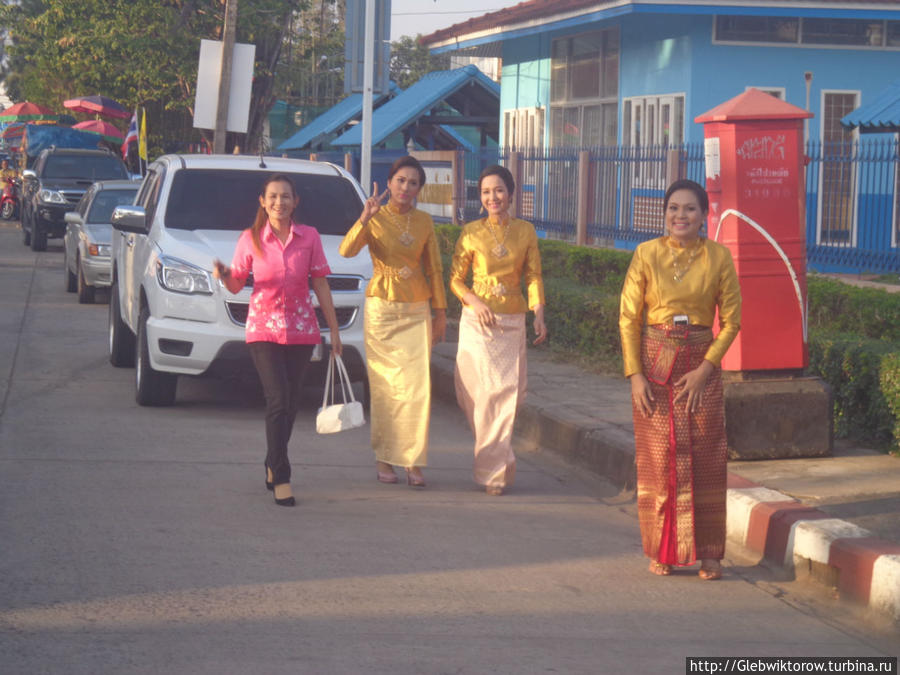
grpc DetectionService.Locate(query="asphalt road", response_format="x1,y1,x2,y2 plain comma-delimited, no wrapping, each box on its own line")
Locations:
0,223,897,674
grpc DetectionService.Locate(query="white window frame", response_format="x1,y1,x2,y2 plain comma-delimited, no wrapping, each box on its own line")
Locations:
817,89,860,247
503,107,545,150
623,93,686,189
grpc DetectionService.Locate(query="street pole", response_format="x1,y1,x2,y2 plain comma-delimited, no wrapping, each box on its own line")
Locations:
214,0,238,154
360,0,375,192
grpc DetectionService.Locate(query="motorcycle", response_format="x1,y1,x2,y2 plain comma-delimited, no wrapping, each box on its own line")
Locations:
1,177,19,221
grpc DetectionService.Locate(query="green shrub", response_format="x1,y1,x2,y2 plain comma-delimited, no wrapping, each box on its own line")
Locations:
879,352,900,454
807,331,898,447
807,276,900,342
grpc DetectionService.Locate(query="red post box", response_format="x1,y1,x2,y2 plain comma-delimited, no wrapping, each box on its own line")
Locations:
695,89,813,371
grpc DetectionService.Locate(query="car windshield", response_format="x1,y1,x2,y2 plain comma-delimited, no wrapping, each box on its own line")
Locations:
87,188,138,224
164,169,363,234
44,155,129,180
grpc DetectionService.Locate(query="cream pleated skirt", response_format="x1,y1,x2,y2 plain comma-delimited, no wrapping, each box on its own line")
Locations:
364,296,432,467
455,307,526,488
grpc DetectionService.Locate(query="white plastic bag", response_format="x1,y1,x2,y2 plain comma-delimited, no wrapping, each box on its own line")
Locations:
316,352,365,434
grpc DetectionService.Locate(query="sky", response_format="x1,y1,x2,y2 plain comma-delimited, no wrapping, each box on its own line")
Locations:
390,0,520,40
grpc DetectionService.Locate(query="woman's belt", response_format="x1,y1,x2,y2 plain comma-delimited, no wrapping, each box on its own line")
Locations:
373,260,420,280
472,278,519,299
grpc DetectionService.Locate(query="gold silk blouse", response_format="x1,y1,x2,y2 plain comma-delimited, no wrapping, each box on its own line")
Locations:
339,205,447,309
450,217,545,314
619,236,742,378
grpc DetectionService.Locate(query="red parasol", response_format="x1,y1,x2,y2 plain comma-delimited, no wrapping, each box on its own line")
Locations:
63,95,131,120
0,102,58,123
72,119,125,143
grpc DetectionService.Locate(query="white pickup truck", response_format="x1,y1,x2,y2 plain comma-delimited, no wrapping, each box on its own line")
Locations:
108,154,371,406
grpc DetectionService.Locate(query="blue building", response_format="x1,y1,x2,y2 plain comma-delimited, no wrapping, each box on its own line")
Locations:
422,0,900,271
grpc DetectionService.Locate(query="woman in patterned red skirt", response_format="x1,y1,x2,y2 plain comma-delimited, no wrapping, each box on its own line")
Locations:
619,179,741,580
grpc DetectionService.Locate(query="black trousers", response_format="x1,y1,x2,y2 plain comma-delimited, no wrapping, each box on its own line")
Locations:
248,342,314,486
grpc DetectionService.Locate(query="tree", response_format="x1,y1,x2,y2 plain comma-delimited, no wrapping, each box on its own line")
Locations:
0,0,303,155
389,35,450,90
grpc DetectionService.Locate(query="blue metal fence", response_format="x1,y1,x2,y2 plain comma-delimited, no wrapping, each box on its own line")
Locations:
325,137,898,273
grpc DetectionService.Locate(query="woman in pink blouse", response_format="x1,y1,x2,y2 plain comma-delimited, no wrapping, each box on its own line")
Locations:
213,173,342,507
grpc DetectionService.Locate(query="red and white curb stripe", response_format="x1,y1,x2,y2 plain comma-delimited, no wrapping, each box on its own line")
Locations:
727,474,900,623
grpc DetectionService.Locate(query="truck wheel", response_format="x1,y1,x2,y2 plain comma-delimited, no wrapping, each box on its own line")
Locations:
30,220,47,251
64,249,76,292
135,305,177,406
76,256,95,304
108,279,136,367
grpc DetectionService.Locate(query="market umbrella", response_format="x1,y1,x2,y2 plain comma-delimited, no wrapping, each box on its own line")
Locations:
72,119,125,143
63,95,130,120
0,101,58,123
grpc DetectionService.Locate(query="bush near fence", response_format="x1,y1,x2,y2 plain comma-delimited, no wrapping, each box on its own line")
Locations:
434,225,900,452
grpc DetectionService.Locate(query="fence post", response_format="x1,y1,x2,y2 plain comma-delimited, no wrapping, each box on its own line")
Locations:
309,153,318,163
507,150,522,219
576,150,590,246
665,148,682,186
344,153,353,175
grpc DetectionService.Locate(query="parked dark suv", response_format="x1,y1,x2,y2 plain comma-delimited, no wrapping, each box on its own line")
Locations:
21,146,130,251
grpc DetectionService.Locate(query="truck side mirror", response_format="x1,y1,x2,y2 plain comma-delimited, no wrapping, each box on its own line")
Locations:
111,204,147,233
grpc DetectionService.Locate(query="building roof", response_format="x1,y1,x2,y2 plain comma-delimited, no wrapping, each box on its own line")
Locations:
842,78,900,133
332,65,500,148
276,86,397,152
421,0,900,55
695,88,812,123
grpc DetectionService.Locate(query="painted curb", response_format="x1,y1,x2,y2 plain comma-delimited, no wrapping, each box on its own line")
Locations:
726,479,900,622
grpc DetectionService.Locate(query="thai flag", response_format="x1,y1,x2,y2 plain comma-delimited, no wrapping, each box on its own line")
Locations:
121,111,138,158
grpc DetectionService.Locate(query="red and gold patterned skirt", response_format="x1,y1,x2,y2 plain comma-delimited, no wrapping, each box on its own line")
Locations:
633,325,727,565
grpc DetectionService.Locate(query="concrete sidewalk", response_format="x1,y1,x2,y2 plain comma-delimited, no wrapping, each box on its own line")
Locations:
430,340,900,625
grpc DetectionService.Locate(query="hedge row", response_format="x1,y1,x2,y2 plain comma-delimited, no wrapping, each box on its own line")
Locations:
433,224,900,451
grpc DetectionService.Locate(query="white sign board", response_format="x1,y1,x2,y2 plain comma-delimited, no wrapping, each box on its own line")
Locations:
193,39,256,133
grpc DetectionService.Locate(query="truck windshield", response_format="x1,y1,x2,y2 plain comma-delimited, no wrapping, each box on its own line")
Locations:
44,156,129,180
164,169,364,234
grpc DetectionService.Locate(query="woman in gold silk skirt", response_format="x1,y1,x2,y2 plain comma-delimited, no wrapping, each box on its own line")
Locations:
339,156,447,487
619,179,741,580
450,165,547,496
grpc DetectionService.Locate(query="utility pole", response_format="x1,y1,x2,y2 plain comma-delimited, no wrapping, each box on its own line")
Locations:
360,0,376,192
214,0,238,154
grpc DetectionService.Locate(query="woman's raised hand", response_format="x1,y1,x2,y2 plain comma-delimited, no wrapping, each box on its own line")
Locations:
360,182,390,224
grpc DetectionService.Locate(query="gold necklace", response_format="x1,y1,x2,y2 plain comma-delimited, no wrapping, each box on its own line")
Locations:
669,243,700,283
484,217,511,258
385,204,414,247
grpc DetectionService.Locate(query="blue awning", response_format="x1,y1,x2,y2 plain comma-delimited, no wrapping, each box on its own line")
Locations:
842,78,900,134
277,85,398,151
332,65,499,148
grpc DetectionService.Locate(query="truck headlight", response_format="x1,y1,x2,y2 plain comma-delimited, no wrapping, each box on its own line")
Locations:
155,256,213,295
88,243,111,257
38,189,66,204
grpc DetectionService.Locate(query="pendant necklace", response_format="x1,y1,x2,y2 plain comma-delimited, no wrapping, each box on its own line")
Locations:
484,217,511,259
670,243,699,283
386,205,415,247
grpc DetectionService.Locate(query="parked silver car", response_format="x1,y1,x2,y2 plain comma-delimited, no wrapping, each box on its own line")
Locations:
64,179,140,304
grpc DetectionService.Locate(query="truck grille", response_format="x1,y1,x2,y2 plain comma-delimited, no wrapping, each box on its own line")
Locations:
225,302,357,330
240,274,364,292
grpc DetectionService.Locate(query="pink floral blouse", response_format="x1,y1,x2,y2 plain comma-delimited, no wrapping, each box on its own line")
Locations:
229,221,331,345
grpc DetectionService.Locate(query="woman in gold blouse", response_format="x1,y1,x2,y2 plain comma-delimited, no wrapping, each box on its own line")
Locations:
340,156,447,487
451,165,547,496
619,179,741,580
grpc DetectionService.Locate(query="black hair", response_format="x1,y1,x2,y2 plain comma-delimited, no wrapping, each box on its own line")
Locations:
478,164,515,196
387,155,426,186
663,179,709,214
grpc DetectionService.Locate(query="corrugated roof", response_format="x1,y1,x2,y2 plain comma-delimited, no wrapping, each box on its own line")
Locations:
332,65,500,148
421,0,900,49
842,78,900,133
277,86,398,151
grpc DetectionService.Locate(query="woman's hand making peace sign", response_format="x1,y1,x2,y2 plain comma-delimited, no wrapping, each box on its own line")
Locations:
360,182,390,225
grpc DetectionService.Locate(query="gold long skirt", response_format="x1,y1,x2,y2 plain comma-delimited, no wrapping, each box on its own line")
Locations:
455,308,526,488
364,297,432,467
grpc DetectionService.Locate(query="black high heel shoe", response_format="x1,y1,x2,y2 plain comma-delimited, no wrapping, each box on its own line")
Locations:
273,484,295,507
265,466,274,491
